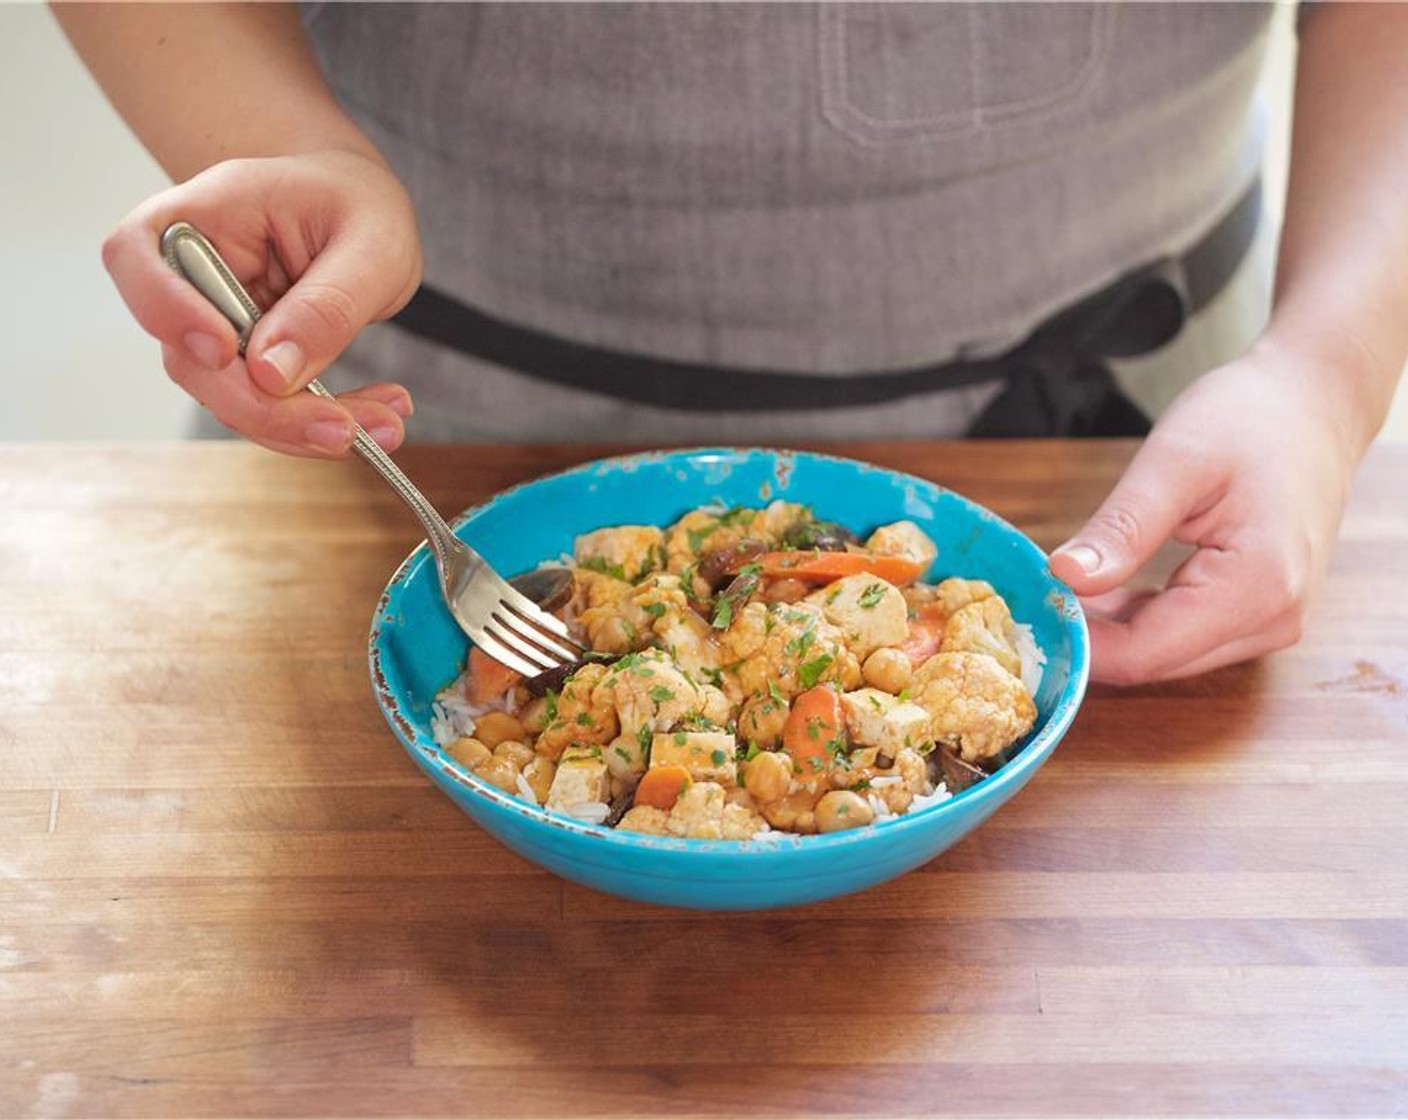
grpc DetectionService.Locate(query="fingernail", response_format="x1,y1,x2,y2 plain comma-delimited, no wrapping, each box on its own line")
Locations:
261,340,306,389
387,392,414,419
367,424,400,449
1056,543,1102,575
184,331,224,370
305,419,352,453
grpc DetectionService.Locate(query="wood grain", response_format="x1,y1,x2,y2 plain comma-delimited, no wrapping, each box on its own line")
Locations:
1,441,1406,1119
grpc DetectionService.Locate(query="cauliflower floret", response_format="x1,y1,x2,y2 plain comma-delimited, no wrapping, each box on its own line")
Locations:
748,500,810,543
719,601,862,701
664,501,809,575
574,525,665,583
577,572,693,657
573,568,634,612
839,688,933,759
909,652,1037,764
637,575,723,684
666,781,727,840
617,804,671,835
941,596,1023,679
721,801,768,840
534,663,619,761
866,520,938,572
902,577,995,623
809,574,908,659
664,509,756,574
591,649,730,738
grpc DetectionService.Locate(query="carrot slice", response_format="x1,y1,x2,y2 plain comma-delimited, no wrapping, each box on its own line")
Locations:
466,646,523,706
781,686,846,778
635,765,692,811
898,618,946,667
736,550,923,587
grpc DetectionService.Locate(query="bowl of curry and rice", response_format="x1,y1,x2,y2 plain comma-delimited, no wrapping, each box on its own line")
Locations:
369,447,1088,910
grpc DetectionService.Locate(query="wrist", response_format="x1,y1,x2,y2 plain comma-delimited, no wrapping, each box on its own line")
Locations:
1251,315,1397,466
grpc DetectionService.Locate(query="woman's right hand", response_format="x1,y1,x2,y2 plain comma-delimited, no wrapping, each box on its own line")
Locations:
103,147,424,457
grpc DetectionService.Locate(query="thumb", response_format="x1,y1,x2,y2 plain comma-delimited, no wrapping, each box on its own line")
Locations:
244,226,418,396
1049,437,1212,596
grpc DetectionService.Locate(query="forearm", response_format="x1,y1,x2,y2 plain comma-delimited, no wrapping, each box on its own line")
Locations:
1261,2,1408,459
52,2,380,180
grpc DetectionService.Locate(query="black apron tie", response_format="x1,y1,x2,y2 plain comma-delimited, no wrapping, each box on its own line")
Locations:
390,179,1260,436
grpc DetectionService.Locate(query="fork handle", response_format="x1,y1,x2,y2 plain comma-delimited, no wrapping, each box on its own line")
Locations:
160,221,461,559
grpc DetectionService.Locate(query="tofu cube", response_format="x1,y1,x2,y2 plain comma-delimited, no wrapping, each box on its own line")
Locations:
812,573,908,658
840,688,933,760
545,746,610,810
649,730,738,787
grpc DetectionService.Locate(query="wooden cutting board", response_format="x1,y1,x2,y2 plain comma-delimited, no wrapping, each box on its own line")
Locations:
2,440,1406,1118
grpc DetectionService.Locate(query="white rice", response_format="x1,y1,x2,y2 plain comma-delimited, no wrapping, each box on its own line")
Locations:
515,774,540,806
561,801,611,825
868,775,903,788
909,784,954,812
867,793,895,822
1012,621,1046,698
431,668,529,750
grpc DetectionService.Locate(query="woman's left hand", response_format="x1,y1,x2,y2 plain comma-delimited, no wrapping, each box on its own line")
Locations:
1048,340,1359,685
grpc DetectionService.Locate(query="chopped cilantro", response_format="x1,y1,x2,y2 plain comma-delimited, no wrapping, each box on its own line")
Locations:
710,748,728,767
858,583,886,609
711,597,735,631
897,688,913,702
641,601,667,620
649,685,675,704
796,652,834,690
543,689,559,722
806,716,823,741
686,522,718,553
637,725,653,755
768,680,788,707
614,746,632,762
580,556,627,581
742,741,763,762
673,730,688,745
576,712,593,726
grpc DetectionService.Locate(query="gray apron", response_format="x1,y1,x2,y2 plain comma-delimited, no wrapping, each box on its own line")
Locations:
204,3,1276,442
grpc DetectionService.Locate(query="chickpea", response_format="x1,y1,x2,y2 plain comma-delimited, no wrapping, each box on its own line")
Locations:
814,790,875,834
737,694,788,750
863,647,913,694
523,757,556,804
445,736,492,770
743,749,793,804
520,697,549,735
474,757,522,794
473,710,527,749
493,740,535,769
603,732,648,780
761,789,820,834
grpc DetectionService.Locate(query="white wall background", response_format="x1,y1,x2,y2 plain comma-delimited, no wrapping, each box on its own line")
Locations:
2,2,1405,442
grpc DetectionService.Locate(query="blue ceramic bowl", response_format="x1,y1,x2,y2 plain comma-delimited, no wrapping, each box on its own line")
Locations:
369,448,1088,911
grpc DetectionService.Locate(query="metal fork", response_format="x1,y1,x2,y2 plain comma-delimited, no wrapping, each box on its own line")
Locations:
161,221,585,679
